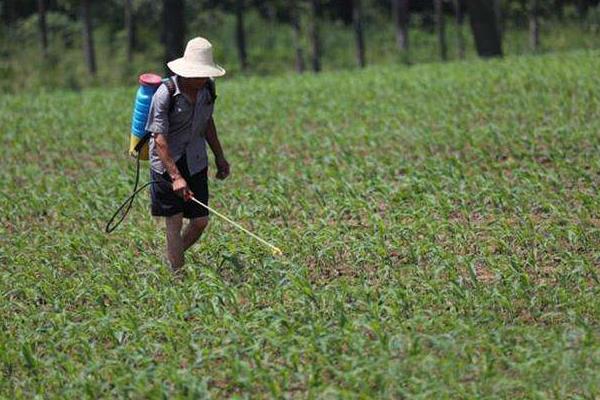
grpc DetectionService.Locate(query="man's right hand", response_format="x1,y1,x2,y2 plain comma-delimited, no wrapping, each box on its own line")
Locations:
172,177,193,201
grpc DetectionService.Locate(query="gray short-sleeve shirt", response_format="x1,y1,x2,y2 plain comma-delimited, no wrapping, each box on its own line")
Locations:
145,76,214,176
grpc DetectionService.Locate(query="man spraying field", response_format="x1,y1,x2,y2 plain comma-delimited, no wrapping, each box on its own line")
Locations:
107,36,282,266
147,37,230,273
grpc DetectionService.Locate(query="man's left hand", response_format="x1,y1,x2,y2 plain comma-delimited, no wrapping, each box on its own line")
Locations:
216,157,230,180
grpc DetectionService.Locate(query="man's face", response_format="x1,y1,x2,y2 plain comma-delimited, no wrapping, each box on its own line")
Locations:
181,77,208,91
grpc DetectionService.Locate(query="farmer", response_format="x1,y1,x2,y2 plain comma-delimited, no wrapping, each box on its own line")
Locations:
146,37,229,273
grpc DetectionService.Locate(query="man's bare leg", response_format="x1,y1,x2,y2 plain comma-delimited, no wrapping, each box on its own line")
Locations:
165,213,184,271
183,216,209,251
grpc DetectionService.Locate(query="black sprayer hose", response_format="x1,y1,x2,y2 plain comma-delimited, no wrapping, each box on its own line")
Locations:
105,135,157,233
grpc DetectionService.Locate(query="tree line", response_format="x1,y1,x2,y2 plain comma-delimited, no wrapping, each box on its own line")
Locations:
2,0,599,77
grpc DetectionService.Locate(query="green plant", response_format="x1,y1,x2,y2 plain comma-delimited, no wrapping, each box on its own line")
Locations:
1,49,599,398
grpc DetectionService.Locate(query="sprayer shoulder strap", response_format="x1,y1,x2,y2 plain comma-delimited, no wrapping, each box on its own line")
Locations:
162,77,177,112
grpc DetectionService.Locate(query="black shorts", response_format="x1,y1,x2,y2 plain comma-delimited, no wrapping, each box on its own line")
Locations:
150,157,209,219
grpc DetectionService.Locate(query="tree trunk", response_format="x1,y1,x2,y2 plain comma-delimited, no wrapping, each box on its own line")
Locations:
434,0,448,61
265,2,276,50
291,7,305,73
352,0,366,68
555,0,564,20
38,0,48,59
495,0,504,37
465,0,503,58
391,0,410,60
2,0,14,27
309,0,321,72
81,0,97,76
454,0,465,59
163,0,185,74
235,0,248,71
124,0,136,63
576,0,588,21
529,0,540,51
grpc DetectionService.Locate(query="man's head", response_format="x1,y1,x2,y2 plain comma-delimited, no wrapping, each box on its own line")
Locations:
167,37,226,79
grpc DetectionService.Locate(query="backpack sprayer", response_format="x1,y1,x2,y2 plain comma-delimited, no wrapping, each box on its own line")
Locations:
106,73,283,257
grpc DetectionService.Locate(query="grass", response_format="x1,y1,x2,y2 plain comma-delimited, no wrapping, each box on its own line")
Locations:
1,49,599,398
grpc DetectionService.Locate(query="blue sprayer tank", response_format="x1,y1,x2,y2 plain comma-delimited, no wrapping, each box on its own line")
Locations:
129,73,162,160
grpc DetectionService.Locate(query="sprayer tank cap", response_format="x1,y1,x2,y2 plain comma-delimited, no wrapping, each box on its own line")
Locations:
138,73,162,87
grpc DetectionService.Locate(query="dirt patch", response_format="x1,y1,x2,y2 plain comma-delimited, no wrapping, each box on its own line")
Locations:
472,260,496,284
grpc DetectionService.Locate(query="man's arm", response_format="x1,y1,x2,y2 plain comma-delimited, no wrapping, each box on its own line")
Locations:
146,85,191,199
155,133,181,180
205,117,230,180
155,132,191,199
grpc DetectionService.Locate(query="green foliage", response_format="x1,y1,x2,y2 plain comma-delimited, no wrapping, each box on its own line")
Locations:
587,4,600,33
1,4,600,92
1,50,600,398
15,11,80,42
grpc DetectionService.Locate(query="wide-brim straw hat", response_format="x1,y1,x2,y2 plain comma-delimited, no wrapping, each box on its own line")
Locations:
167,37,226,78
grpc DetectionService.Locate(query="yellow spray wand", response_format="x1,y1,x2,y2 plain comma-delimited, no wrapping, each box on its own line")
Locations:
189,196,283,256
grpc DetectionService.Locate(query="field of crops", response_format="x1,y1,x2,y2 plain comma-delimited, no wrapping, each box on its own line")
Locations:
1,50,599,398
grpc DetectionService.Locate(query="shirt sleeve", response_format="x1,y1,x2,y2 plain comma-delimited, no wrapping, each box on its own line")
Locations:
145,84,170,135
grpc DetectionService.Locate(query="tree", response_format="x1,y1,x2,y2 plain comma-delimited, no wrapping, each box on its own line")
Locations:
309,0,322,72
262,1,277,50
453,0,465,59
266,0,305,73
529,0,540,51
352,0,366,68
2,0,15,27
576,0,589,20
290,4,305,73
163,0,185,74
465,0,503,58
555,0,564,20
81,0,97,75
391,0,409,62
235,0,248,70
38,0,49,59
434,0,448,61
124,0,136,63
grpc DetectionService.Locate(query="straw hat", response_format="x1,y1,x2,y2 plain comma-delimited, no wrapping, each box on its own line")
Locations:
167,37,226,78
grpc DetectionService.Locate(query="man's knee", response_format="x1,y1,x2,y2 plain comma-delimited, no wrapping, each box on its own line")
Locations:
190,216,209,231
